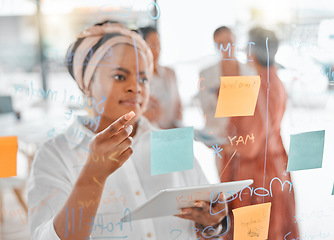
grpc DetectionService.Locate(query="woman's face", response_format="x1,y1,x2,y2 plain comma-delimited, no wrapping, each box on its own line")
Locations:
90,43,150,126
214,30,236,58
145,32,160,64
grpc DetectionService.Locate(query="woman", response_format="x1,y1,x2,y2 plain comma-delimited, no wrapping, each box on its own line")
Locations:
138,26,182,129
220,27,300,240
28,22,228,240
196,26,256,144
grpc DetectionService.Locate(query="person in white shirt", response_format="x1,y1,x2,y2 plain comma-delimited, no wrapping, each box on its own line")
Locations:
28,22,228,240
196,26,256,143
138,26,183,129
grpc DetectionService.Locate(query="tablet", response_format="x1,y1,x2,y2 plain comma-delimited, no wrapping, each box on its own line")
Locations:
122,179,253,221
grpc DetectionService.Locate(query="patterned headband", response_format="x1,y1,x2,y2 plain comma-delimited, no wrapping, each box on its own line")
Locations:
67,23,153,95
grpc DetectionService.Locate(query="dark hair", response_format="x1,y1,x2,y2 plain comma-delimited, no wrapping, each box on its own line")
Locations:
213,26,232,38
248,27,279,67
138,26,158,40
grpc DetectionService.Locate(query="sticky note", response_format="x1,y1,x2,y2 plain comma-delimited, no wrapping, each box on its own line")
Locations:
0,136,18,178
287,130,325,172
151,127,194,175
233,202,271,240
332,183,334,195
215,76,261,118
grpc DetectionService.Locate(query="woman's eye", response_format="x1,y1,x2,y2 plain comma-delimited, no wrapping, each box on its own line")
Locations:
113,74,125,81
139,77,148,84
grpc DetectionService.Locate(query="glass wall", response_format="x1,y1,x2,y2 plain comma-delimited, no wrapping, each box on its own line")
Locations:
0,0,333,239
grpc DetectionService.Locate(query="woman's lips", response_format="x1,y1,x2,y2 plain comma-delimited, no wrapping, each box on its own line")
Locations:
119,99,141,107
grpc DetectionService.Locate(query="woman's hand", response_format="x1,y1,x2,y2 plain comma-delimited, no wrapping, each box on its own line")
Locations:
175,192,228,238
143,96,162,123
54,112,136,239
85,111,136,179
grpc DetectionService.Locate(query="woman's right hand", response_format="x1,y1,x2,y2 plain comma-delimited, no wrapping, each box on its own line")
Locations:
53,111,135,239
85,111,136,179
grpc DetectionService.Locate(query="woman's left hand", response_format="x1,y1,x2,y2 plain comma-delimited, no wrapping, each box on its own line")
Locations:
175,192,227,230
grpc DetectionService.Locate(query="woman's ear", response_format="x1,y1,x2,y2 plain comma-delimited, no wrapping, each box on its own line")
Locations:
85,73,96,99
91,72,96,82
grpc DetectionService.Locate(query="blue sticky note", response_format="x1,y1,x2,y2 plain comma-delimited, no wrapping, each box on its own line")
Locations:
151,127,194,175
287,130,325,172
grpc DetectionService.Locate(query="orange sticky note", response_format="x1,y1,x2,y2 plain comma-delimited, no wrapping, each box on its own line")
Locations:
232,202,271,240
215,76,261,118
0,136,18,178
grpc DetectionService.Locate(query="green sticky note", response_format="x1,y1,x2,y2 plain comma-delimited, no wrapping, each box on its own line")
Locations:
332,183,334,196
287,130,325,172
151,127,194,175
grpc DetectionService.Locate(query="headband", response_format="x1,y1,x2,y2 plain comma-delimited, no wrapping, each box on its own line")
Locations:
67,23,153,95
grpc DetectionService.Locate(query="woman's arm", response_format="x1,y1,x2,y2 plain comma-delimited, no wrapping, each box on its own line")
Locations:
53,112,135,239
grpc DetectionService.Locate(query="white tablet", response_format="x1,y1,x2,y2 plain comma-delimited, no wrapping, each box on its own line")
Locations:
122,179,253,221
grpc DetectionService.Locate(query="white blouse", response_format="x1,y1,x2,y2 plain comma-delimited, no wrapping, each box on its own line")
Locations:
28,116,209,240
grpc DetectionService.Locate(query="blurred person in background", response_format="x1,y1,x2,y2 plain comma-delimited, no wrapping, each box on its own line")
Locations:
220,27,299,240
196,26,256,145
28,22,229,240
138,26,182,129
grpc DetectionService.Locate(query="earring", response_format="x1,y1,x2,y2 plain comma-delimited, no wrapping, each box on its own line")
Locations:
86,95,93,108
84,93,94,116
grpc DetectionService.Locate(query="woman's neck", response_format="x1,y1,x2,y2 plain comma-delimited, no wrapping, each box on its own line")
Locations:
221,60,239,76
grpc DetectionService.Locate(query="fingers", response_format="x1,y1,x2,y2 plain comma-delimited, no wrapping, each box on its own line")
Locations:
86,112,136,177
175,205,214,225
100,111,135,137
96,126,133,162
175,199,226,227
176,201,209,221
118,147,133,163
175,208,194,220
114,136,133,155
111,125,133,143
211,193,228,215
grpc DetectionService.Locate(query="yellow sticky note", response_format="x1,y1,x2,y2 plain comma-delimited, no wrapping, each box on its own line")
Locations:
232,202,271,240
215,76,261,118
0,136,18,178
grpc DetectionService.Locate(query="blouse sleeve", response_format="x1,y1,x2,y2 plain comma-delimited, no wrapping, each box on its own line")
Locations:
28,139,74,240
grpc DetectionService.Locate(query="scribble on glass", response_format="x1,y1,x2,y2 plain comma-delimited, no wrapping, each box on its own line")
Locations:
146,2,160,20
212,144,223,158
248,228,260,237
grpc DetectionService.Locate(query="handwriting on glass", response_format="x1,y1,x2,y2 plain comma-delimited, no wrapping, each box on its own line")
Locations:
228,134,255,146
